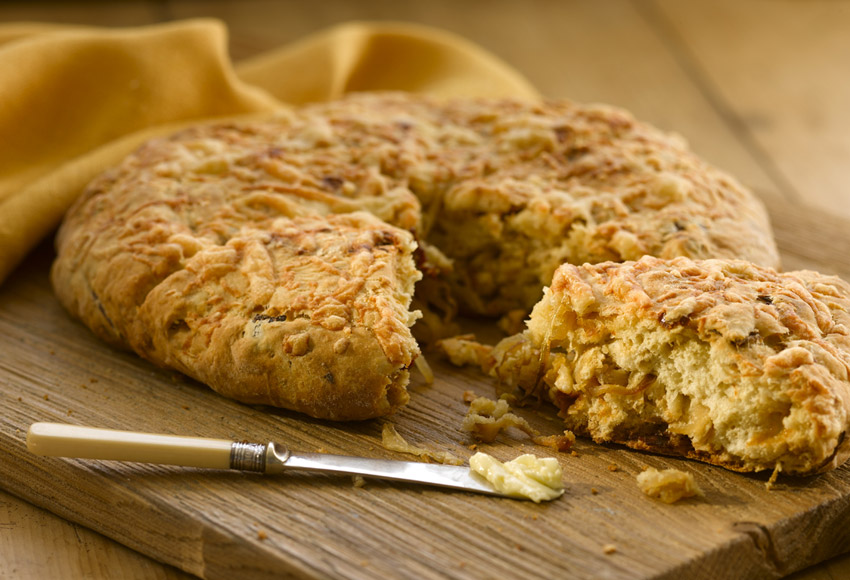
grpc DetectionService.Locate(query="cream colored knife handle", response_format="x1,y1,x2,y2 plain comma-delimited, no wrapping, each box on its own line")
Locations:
26,422,236,470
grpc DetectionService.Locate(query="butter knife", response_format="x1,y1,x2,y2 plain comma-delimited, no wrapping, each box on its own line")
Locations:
26,422,510,498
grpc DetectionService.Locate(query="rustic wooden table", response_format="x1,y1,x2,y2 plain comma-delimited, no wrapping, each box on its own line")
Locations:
1,1,849,579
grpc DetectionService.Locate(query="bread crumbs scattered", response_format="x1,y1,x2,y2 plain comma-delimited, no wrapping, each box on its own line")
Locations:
463,396,538,443
352,475,366,488
765,462,782,491
414,355,434,384
607,464,619,472
636,467,702,503
257,530,268,541
90,378,98,383
435,334,493,369
42,394,49,401
570,450,580,457
462,390,477,404
602,544,617,555
591,488,599,495
532,430,576,452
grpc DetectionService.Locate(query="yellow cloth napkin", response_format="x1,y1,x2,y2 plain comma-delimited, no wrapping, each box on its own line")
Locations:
0,18,538,286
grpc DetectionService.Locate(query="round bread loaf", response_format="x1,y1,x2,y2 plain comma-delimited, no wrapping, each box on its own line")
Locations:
51,92,779,420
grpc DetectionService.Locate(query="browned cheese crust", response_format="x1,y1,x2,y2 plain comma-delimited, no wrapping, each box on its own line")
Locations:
51,93,779,420
491,256,850,474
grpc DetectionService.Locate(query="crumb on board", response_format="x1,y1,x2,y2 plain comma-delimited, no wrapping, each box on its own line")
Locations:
532,430,576,452
591,488,599,495
380,423,462,465
570,450,580,457
607,463,619,472
43,394,49,401
414,355,434,384
462,390,477,404
462,396,538,443
765,462,782,491
463,396,577,451
352,475,366,488
602,544,617,555
636,467,703,503
434,334,493,370
257,530,268,541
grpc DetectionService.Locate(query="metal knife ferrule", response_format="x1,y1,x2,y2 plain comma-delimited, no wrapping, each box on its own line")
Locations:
229,441,268,472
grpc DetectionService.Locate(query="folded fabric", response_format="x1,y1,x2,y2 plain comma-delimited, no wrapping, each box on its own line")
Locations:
0,18,538,286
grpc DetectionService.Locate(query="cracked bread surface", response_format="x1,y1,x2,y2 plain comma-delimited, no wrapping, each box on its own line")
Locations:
52,92,780,420
310,93,780,316
491,256,850,474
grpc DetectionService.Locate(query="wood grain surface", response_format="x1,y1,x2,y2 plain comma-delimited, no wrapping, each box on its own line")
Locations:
1,1,849,579
0,226,849,580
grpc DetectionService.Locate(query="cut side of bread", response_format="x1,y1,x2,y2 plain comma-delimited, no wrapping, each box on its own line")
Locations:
491,257,850,474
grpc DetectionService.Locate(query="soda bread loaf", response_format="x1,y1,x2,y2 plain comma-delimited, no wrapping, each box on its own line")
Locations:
51,93,779,420
490,257,850,475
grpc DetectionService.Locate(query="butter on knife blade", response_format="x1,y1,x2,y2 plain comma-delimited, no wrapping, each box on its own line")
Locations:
25,422,535,499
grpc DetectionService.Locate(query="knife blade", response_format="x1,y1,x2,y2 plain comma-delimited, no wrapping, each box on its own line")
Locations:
26,422,511,498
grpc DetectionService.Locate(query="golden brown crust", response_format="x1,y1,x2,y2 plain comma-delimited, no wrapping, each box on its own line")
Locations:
52,92,780,420
298,94,779,314
492,256,850,474
53,171,421,420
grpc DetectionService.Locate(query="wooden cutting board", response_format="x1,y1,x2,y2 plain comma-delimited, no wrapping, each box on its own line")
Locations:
2,197,850,580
